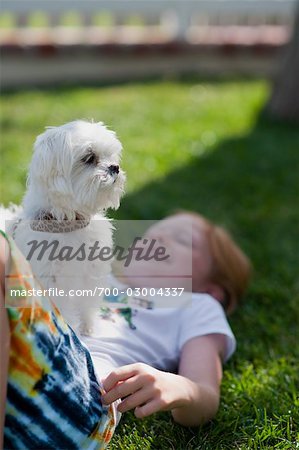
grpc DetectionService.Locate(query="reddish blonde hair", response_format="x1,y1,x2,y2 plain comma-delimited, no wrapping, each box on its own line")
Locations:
175,211,251,314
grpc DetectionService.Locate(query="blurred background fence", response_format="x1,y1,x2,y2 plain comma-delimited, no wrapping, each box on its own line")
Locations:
0,0,297,88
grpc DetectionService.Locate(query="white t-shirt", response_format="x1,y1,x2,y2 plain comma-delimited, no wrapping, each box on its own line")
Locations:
81,277,236,381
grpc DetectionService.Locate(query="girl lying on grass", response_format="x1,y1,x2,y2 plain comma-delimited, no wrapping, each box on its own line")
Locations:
0,211,251,449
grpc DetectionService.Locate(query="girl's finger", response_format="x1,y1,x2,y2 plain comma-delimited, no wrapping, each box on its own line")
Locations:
102,364,140,392
102,374,144,405
117,385,154,413
134,399,162,419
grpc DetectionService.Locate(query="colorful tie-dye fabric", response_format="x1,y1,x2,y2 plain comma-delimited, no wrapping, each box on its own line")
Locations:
1,230,117,450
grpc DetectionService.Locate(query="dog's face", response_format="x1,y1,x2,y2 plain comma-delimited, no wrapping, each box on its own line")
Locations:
29,120,125,217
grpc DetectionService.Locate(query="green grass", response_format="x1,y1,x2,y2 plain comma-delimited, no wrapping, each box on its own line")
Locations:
1,79,298,449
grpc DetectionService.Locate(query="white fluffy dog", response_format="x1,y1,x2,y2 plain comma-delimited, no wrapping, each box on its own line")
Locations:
2,120,125,335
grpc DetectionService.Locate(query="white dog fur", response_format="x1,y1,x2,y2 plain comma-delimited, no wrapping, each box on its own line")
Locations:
1,120,125,335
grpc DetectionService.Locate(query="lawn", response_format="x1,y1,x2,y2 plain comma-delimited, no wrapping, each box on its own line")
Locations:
1,79,298,449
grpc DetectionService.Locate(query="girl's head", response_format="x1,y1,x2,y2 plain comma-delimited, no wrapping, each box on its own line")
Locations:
121,211,251,314
174,211,251,313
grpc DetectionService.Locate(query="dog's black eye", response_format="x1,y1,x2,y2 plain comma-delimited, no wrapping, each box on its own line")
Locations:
81,152,97,165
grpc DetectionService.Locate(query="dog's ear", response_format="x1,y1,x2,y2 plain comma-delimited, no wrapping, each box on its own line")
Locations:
29,127,74,213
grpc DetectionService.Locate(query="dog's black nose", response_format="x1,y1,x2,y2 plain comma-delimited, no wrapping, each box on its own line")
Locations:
109,164,119,175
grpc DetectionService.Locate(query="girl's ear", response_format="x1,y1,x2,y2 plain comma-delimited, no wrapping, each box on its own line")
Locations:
205,283,226,304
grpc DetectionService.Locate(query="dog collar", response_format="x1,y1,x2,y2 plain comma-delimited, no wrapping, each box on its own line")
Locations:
30,211,90,233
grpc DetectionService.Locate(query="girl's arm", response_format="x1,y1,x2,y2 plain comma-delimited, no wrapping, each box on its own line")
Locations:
170,333,226,426
102,333,227,427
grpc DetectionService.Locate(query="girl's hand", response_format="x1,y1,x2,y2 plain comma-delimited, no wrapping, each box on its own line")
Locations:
101,363,193,419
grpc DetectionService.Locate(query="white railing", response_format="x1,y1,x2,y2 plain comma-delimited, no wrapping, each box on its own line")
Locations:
0,0,297,39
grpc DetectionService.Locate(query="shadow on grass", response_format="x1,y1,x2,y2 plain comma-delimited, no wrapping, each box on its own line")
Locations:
0,74,262,96
112,114,299,358
109,116,299,449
